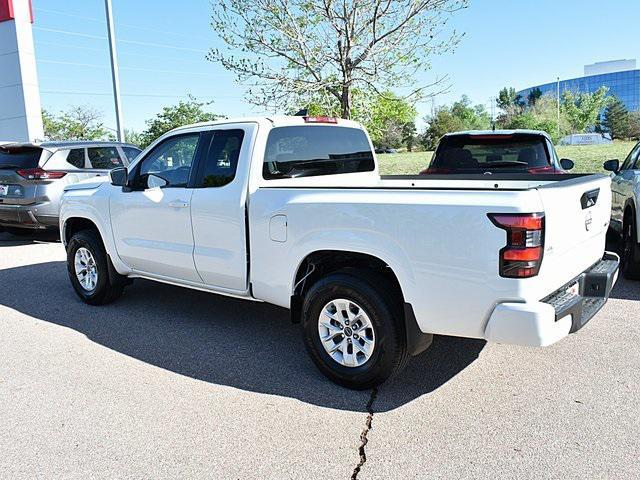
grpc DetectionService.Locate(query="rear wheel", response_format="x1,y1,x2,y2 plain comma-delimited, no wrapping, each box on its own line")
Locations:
67,229,125,304
621,216,640,280
301,271,408,390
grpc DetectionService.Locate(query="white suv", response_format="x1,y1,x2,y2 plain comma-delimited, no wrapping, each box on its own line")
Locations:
0,141,140,235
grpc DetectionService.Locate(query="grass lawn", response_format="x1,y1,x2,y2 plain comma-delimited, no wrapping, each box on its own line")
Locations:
377,141,637,176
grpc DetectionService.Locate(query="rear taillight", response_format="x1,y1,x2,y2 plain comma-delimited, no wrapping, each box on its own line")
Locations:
488,213,545,278
16,168,67,180
527,165,562,174
419,167,452,175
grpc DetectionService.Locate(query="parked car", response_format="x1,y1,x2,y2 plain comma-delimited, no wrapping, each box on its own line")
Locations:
420,130,575,175
375,147,398,154
60,116,617,389
0,141,141,235
603,142,640,279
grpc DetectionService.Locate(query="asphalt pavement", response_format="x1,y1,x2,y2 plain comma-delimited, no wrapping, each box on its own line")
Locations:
0,231,638,479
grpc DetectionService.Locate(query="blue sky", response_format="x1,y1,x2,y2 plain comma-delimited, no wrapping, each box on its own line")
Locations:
32,0,640,134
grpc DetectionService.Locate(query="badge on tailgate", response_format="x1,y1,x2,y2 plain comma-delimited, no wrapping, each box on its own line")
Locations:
585,211,593,231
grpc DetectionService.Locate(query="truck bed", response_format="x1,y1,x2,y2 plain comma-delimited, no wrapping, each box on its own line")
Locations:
250,172,612,340
379,173,602,190
260,172,605,191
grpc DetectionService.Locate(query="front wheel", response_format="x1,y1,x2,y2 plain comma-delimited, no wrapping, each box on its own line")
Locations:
621,217,640,280
67,230,125,305
301,272,408,390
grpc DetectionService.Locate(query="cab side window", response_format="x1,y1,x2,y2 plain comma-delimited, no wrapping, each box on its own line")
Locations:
632,144,640,170
88,147,123,169
197,129,244,188
122,146,142,163
66,149,86,169
135,133,200,189
621,143,640,170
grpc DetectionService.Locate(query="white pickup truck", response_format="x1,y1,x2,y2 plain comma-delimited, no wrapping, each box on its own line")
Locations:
60,116,619,389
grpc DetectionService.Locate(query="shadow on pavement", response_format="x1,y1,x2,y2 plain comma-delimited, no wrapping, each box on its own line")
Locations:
603,235,639,300
0,230,60,245
0,260,485,412
610,277,640,301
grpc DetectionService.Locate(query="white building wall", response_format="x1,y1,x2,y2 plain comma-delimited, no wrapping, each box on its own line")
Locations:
0,0,43,142
584,59,637,77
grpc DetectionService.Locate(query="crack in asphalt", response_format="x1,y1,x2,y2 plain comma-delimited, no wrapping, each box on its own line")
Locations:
351,387,378,480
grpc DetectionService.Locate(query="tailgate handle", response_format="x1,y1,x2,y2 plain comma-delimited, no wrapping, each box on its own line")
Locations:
581,188,599,210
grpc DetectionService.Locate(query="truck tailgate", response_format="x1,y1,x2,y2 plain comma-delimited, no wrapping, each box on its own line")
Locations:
534,174,612,298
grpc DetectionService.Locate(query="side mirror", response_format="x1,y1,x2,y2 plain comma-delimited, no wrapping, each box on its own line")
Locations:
109,167,128,187
560,158,574,171
603,159,620,173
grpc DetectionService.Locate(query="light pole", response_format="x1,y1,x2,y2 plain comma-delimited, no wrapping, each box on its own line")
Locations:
556,76,560,140
489,97,496,130
104,0,124,142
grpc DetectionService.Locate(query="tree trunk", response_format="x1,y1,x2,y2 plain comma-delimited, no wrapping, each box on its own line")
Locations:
340,85,351,120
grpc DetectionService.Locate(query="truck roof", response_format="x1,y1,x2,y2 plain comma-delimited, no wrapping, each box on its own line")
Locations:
0,140,140,150
443,129,552,140
170,115,365,133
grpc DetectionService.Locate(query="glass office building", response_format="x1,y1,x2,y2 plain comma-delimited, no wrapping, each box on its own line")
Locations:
518,68,640,112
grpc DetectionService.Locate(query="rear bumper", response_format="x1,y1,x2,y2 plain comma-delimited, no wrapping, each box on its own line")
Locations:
484,252,619,346
0,203,58,230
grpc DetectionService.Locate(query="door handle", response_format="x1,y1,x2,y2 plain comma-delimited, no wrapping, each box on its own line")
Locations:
168,200,190,208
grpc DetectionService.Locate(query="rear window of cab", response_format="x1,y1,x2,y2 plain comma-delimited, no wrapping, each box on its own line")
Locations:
263,126,374,180
431,134,552,171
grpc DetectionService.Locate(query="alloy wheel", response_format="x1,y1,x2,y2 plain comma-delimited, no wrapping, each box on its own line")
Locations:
317,298,376,368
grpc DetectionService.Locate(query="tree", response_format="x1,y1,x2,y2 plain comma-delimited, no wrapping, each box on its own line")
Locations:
421,95,491,149
450,95,491,130
500,95,569,143
365,92,417,149
601,97,630,140
561,86,611,133
402,122,418,151
141,97,222,148
496,86,524,125
628,111,640,140
527,87,542,107
306,89,417,149
124,129,144,147
208,0,468,119
42,105,111,141
497,87,523,112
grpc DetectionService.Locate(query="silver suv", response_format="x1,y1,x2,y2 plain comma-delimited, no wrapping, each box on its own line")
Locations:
0,141,141,234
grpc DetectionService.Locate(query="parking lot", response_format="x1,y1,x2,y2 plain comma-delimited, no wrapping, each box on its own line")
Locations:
0,231,638,479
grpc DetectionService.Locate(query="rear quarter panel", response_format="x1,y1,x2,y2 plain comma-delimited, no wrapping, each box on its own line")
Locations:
249,187,545,339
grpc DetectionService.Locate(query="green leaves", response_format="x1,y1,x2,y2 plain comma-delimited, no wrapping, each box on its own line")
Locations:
208,0,468,118
561,86,611,134
602,97,631,140
42,106,111,141
422,95,491,149
140,97,222,148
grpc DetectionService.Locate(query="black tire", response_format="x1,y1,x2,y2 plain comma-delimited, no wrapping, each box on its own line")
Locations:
67,229,125,305
301,271,408,390
621,215,640,280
